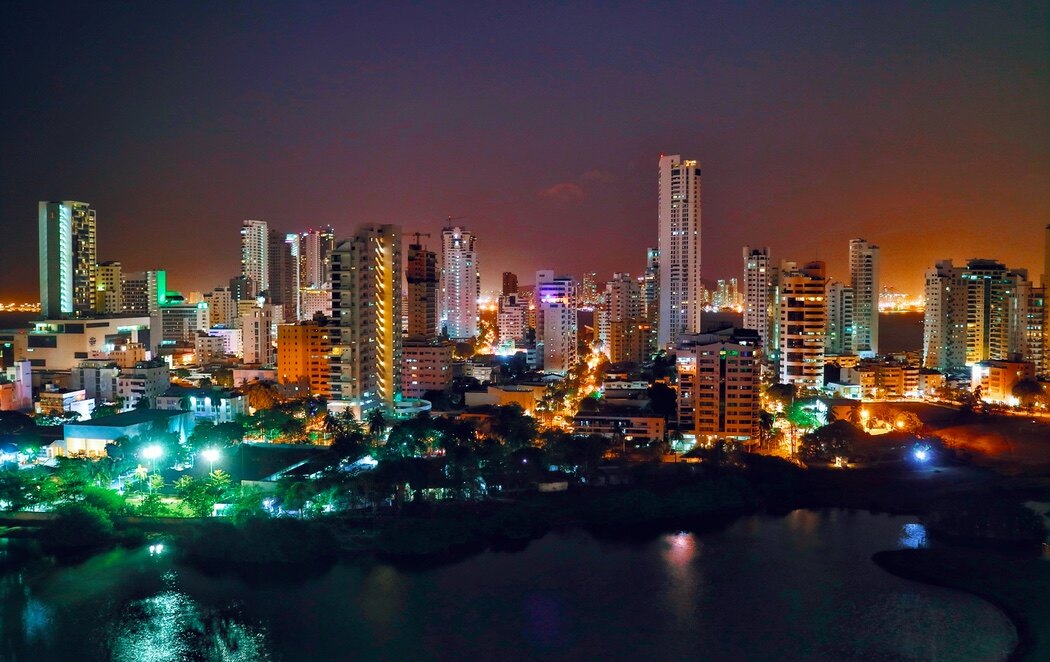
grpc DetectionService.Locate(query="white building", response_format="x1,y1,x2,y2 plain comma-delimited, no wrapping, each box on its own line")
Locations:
0,361,32,411
241,219,269,296
537,272,577,374
241,305,275,366
117,360,171,410
657,155,703,348
71,359,121,404
440,226,479,340
156,386,246,423
152,302,209,350
14,316,151,372
497,294,528,345
742,246,771,347
849,238,880,357
39,201,97,318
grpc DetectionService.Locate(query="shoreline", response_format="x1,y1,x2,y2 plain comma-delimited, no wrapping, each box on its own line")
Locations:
872,548,1047,662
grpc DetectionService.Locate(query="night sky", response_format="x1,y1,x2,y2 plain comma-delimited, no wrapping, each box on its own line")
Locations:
1,1,1047,300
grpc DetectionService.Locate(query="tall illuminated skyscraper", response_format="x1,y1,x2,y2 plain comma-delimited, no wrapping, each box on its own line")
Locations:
742,246,771,348
329,224,402,417
39,201,96,318
440,226,479,340
849,238,880,357
240,219,269,296
657,155,702,347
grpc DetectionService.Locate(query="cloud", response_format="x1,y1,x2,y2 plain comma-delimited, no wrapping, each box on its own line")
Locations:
581,168,616,183
538,182,586,202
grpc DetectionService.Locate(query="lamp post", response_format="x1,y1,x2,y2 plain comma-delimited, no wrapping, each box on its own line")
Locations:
142,445,162,493
201,448,220,474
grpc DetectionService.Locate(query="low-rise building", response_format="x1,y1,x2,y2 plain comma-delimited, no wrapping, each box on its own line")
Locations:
571,411,666,442
13,317,151,372
276,321,332,396
463,384,544,413
155,385,246,423
0,360,32,411
71,359,121,404
59,409,195,457
117,360,171,410
36,388,95,421
971,359,1036,404
676,332,761,441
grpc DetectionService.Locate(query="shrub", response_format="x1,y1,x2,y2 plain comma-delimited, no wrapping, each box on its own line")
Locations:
924,492,1048,545
41,503,114,549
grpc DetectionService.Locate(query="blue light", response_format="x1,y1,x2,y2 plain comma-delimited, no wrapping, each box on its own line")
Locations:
912,444,932,463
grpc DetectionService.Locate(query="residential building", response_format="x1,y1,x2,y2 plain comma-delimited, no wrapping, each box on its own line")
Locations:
777,261,827,389
401,338,454,398
825,280,854,356
39,201,97,318
849,238,880,357
71,359,121,404
95,261,123,314
971,359,1036,404
642,247,659,326
608,320,654,364
572,410,666,442
277,320,332,396
536,272,577,374
742,246,771,347
676,334,761,441
152,301,209,351
267,228,299,322
37,389,95,421
0,361,32,411
194,333,228,364
204,287,237,327
923,259,968,373
407,242,439,338
240,219,269,295
156,386,246,423
241,305,275,366
117,360,170,409
330,224,403,417
440,226,479,340
497,294,528,345
502,272,518,297
122,270,167,315
657,155,702,347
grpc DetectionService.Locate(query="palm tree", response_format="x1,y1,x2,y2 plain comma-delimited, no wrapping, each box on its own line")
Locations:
366,408,387,442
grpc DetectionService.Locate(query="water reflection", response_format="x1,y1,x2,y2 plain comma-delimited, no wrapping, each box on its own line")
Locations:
660,532,701,624
109,570,271,662
898,523,928,549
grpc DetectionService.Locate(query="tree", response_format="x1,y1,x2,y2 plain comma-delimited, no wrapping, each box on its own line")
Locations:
646,383,678,421
491,404,538,450
366,408,387,442
91,403,120,419
1011,379,1044,409
799,420,864,462
765,383,796,411
41,503,114,549
240,379,281,411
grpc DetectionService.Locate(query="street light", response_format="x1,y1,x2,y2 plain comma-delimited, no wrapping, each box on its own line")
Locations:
201,448,220,473
141,445,162,493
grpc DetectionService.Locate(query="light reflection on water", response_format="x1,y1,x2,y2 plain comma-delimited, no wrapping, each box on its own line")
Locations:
898,522,928,549
108,570,271,662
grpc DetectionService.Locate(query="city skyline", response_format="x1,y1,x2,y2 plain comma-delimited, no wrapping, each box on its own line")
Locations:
1,2,1047,300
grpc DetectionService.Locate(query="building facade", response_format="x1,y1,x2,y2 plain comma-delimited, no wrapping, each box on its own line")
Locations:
849,238,880,357
777,261,827,389
440,226,479,340
657,156,702,348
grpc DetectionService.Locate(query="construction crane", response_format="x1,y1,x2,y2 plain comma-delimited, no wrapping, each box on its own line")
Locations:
444,215,467,228
410,232,431,248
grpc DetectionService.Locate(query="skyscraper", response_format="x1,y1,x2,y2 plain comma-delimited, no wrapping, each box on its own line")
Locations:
777,260,827,389
536,271,577,374
657,155,702,347
240,220,269,296
329,224,403,417
95,261,123,315
502,272,518,297
742,246,771,348
440,226,479,340
824,280,854,356
642,247,659,326
923,260,968,373
39,201,97,318
121,270,167,316
266,228,298,322
407,241,439,338
849,238,880,357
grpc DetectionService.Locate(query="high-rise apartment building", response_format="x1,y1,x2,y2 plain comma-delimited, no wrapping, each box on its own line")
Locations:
152,301,209,350
923,260,968,373
676,333,761,441
241,304,275,366
642,247,660,325
536,272,577,374
39,201,97,318
95,261,123,314
849,239,880,357
657,155,702,348
407,242,439,338
440,226,479,340
300,227,334,289
204,286,237,327
502,272,519,297
961,259,1029,366
608,319,654,364
240,220,269,296
825,280,854,356
121,270,167,315
742,246,772,348
264,229,298,322
277,320,332,396
330,224,403,417
497,294,528,345
777,261,827,389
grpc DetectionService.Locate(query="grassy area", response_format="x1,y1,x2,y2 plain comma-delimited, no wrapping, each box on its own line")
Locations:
873,548,1050,661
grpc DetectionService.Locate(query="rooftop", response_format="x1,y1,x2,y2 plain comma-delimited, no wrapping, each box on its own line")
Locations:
67,409,187,428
